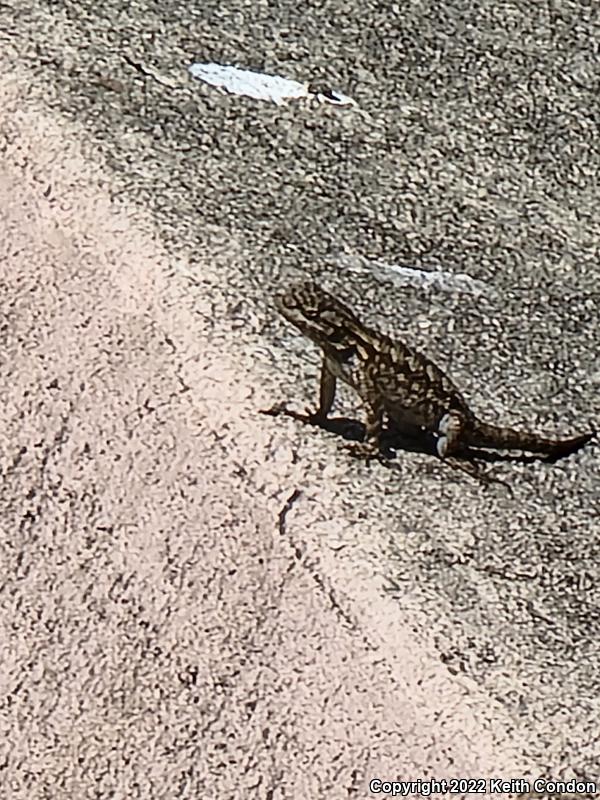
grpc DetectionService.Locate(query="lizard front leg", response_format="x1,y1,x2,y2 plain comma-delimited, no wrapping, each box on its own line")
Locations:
359,397,385,448
305,356,337,423
345,396,386,463
312,357,388,461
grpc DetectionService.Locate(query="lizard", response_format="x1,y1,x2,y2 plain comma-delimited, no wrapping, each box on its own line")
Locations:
274,282,594,467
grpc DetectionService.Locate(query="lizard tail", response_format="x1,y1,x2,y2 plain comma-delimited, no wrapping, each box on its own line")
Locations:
468,419,595,461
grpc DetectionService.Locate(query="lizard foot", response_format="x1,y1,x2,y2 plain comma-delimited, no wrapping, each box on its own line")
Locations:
259,402,290,417
304,407,329,425
259,403,317,426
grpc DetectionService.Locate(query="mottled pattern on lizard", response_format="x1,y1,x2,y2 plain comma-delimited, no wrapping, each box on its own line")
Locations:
275,282,594,462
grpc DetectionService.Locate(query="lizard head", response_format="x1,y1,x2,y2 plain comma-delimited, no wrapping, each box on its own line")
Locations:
275,282,360,347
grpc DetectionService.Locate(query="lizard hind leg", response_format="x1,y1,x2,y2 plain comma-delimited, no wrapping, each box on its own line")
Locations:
436,411,466,457
437,411,511,491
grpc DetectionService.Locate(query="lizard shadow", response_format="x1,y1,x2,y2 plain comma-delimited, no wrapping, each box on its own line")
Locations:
260,404,561,466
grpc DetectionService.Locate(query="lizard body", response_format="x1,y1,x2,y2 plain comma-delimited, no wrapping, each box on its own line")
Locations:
275,282,593,461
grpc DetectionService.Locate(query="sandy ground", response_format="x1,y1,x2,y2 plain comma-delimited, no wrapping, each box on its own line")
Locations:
1,2,600,799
